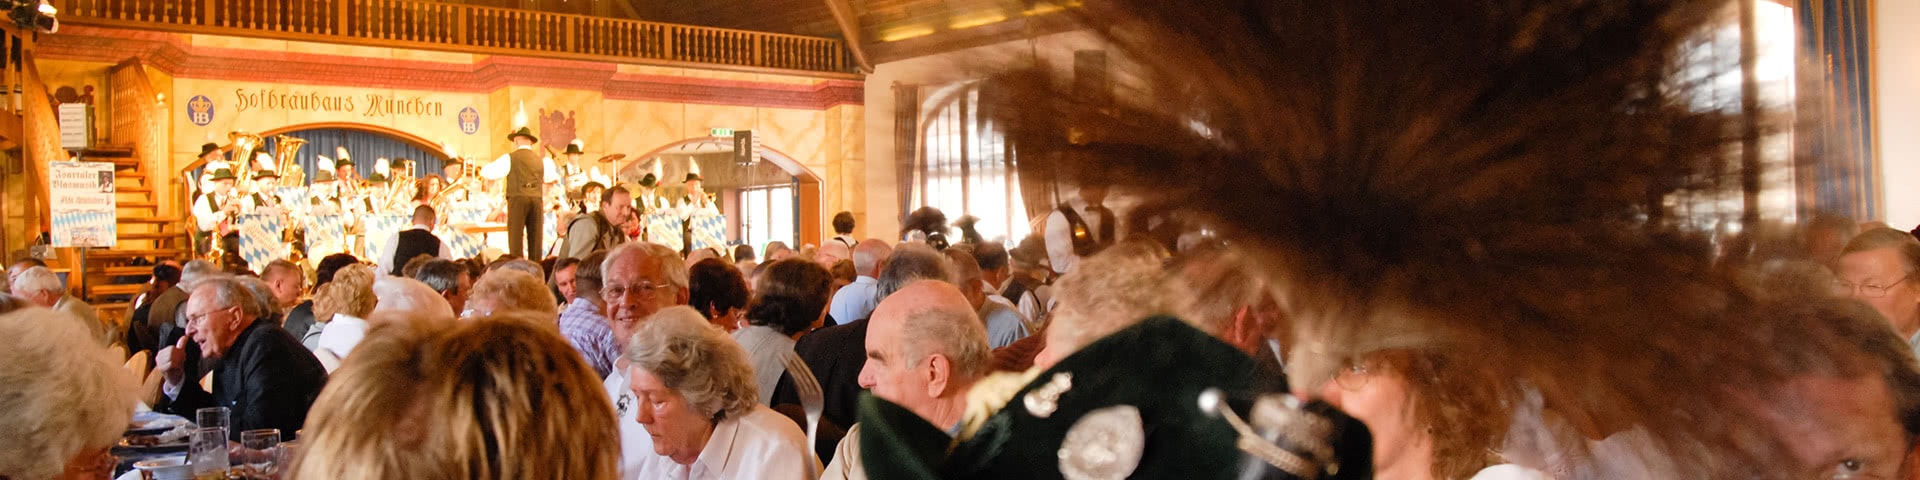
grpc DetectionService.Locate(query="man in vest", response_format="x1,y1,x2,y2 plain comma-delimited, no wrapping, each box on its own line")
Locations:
679,172,714,214
245,169,282,212
500,127,545,258
308,167,340,216
192,167,241,257
378,205,451,276
635,173,669,215
1042,183,1115,276
559,185,634,260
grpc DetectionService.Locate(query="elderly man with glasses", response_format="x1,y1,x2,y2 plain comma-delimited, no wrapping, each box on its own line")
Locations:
155,276,327,440
1835,227,1920,358
598,242,691,478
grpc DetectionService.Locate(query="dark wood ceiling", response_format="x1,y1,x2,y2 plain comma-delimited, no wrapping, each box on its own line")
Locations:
644,0,1033,40
456,0,1044,41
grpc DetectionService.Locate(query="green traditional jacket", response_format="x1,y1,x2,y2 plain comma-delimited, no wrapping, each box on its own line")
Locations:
859,316,1268,480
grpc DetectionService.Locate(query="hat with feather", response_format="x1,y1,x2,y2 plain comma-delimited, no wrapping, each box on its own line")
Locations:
972,0,1816,475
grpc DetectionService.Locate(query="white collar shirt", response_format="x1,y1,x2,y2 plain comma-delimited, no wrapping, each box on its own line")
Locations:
630,405,817,480
605,364,657,479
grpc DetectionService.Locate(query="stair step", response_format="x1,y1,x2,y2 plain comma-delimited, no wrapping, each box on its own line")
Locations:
115,170,146,179
87,283,145,296
118,185,152,193
93,303,131,321
119,217,182,224
90,265,157,277
119,201,158,209
84,249,186,260
78,146,135,157
115,232,180,240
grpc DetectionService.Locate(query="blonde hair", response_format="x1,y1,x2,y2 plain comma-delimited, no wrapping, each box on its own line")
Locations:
1046,240,1174,356
314,264,376,322
0,308,137,480
624,306,759,420
289,311,618,479
468,269,558,317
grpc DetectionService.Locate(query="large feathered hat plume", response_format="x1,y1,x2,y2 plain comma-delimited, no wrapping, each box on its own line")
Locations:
993,0,1807,473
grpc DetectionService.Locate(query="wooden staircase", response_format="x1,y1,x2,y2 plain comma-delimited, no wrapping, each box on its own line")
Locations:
78,145,190,322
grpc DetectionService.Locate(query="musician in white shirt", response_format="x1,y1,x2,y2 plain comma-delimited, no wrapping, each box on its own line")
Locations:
191,167,241,256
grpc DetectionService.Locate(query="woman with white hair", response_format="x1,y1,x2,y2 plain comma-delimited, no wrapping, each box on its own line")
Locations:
624,306,817,479
0,307,138,480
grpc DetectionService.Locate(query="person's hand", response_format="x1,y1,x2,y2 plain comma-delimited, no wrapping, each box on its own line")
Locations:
157,337,187,385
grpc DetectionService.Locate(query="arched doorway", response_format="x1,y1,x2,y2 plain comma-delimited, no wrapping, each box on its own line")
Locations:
616,137,823,254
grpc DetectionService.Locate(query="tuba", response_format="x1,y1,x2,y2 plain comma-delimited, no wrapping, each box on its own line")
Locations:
272,135,307,187
228,130,262,181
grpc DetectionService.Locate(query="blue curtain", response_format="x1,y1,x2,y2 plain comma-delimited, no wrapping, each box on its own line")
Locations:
272,129,448,184
1796,0,1876,220
194,129,448,184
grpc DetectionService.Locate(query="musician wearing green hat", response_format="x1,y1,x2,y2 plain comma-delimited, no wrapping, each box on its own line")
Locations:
245,169,282,212
309,167,341,216
499,126,545,258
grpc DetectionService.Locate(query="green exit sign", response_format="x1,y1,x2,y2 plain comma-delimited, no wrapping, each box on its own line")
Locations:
709,128,734,137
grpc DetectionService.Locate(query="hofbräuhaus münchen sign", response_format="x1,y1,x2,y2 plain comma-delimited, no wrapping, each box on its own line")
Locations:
231,89,446,118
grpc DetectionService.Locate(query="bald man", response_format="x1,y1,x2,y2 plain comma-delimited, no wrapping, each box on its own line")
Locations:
827,280,989,480
828,240,892,325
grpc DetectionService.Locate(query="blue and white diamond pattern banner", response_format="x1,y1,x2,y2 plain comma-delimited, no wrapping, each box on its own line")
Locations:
436,226,484,259
447,206,487,225
51,210,117,248
274,187,307,209
645,212,683,252
688,212,727,252
48,161,118,248
543,211,558,245
363,214,409,261
307,215,346,261
237,214,286,269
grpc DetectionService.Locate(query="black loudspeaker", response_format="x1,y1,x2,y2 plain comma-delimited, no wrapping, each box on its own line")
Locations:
731,130,755,165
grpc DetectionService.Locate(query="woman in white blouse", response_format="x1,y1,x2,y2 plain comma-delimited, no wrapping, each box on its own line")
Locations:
624,306,818,480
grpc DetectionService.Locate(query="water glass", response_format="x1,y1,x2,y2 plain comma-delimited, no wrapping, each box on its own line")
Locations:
238,429,280,479
186,427,229,479
194,407,230,436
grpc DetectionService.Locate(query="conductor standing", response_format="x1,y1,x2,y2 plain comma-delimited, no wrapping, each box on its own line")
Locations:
501,126,545,258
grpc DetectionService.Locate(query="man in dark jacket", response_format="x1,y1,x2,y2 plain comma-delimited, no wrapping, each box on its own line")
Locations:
155,276,326,440
500,127,545,258
128,263,185,356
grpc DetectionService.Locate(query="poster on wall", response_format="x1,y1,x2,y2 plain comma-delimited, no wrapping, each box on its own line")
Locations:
49,161,118,248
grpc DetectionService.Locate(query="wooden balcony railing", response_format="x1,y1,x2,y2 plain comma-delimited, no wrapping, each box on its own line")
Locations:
53,0,858,76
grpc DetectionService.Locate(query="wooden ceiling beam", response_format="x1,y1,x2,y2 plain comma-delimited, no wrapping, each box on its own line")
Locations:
864,13,1077,65
823,0,875,73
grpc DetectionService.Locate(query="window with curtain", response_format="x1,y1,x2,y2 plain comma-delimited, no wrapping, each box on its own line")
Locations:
1667,0,1798,234
910,82,1030,245
740,184,795,258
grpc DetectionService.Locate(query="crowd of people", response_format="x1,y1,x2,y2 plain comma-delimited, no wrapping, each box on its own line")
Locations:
2,200,1914,480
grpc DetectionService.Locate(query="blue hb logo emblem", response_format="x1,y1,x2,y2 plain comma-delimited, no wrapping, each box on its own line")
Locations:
186,95,214,126
458,107,479,135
